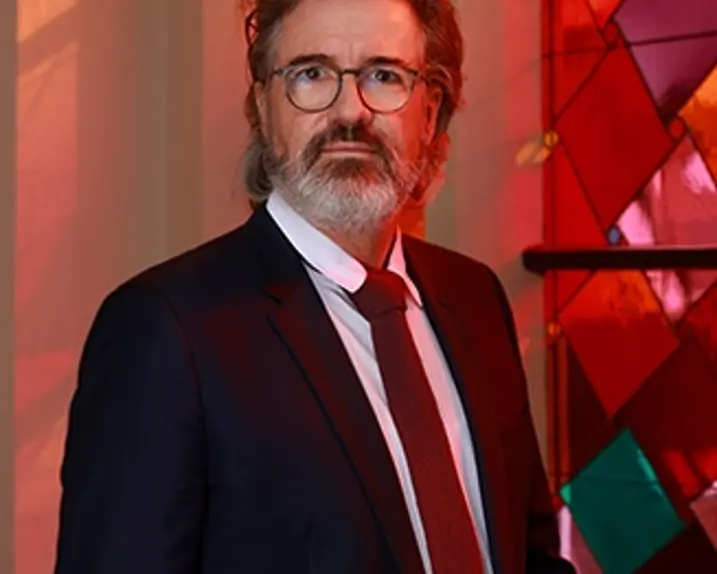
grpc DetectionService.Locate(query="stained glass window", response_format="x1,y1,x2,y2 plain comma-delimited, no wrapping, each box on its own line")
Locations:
544,0,717,569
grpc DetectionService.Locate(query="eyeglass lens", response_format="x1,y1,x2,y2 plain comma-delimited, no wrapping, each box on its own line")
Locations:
285,63,414,113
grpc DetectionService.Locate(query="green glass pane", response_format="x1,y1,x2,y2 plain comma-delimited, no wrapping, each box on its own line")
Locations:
561,430,685,574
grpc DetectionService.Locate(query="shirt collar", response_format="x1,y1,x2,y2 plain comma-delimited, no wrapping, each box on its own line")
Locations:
266,191,423,306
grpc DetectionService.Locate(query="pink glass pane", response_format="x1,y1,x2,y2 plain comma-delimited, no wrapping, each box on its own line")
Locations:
616,136,717,321
691,482,717,550
558,505,604,573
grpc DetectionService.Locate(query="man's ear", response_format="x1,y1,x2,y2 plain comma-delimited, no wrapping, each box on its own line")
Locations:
423,85,443,144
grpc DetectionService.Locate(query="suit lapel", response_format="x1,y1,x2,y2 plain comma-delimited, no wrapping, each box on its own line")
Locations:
249,208,424,574
404,239,517,574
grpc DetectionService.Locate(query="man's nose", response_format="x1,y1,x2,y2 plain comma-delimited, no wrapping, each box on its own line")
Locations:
329,75,372,125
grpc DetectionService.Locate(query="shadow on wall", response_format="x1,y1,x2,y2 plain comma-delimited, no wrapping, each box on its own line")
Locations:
15,1,250,574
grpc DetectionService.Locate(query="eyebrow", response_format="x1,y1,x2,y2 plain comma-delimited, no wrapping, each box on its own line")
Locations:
283,53,418,69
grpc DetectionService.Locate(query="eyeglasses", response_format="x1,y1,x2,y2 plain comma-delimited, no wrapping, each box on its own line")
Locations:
269,60,422,114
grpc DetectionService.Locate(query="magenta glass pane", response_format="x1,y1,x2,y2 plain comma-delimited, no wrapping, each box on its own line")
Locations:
614,0,717,42
630,37,717,118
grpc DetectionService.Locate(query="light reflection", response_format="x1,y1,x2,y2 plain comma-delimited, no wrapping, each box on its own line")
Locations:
17,0,76,43
691,481,717,549
617,137,717,322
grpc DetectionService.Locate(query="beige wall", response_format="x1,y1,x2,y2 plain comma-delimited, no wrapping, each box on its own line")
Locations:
7,1,544,572
1,0,16,572
431,0,546,452
12,2,236,572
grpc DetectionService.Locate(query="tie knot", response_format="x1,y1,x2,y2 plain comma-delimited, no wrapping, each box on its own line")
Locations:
352,269,407,319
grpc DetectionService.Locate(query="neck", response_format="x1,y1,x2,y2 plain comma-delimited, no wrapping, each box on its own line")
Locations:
319,220,399,269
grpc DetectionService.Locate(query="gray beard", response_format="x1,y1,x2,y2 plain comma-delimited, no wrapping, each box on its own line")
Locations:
268,151,422,235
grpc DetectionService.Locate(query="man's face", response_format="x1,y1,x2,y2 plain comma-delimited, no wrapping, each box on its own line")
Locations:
257,0,441,234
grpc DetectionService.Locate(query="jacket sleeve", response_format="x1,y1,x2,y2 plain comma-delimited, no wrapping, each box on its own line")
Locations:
490,272,576,574
55,282,206,574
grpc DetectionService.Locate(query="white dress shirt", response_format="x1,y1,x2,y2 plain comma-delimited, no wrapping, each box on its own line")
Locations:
266,191,494,574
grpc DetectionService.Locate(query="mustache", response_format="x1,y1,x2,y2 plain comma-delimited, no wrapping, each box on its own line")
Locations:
301,123,393,170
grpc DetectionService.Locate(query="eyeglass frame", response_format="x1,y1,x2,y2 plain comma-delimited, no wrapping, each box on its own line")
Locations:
262,57,425,114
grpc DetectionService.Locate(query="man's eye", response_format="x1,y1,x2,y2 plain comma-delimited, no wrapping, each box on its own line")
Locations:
368,68,403,85
294,66,327,82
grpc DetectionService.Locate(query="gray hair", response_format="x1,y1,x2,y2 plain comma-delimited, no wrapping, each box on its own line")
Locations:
238,0,465,207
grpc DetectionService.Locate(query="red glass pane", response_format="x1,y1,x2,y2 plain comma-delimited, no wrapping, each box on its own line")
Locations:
635,523,717,573
586,0,622,26
548,145,605,245
548,50,607,121
545,145,606,309
555,271,591,314
546,0,605,54
544,0,605,120
556,339,618,484
616,340,717,517
680,284,717,373
544,0,607,120
559,271,679,416
554,47,675,229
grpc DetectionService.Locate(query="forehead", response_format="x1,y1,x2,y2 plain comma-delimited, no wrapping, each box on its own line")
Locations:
276,0,425,66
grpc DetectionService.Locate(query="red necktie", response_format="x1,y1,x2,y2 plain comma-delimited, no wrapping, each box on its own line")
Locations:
351,268,485,574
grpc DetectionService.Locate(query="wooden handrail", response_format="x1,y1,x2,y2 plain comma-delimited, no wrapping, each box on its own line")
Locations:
522,244,717,274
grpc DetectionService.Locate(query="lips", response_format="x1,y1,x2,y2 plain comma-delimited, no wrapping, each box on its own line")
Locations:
322,143,376,153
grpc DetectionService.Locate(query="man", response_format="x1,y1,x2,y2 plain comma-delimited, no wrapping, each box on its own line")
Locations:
55,0,575,572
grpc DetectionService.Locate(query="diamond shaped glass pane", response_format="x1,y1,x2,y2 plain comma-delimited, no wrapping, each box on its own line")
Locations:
559,271,679,416
630,37,717,119
616,340,717,517
680,284,717,374
555,339,618,485
561,430,685,574
545,0,605,54
635,522,717,573
616,137,717,322
586,0,622,26
614,0,717,42
554,48,675,229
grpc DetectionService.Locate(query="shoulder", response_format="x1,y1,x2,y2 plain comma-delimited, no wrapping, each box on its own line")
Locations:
402,234,506,297
403,234,518,342
133,224,254,292
95,219,262,329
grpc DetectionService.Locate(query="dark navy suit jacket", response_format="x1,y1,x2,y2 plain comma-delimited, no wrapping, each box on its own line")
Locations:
55,205,575,574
